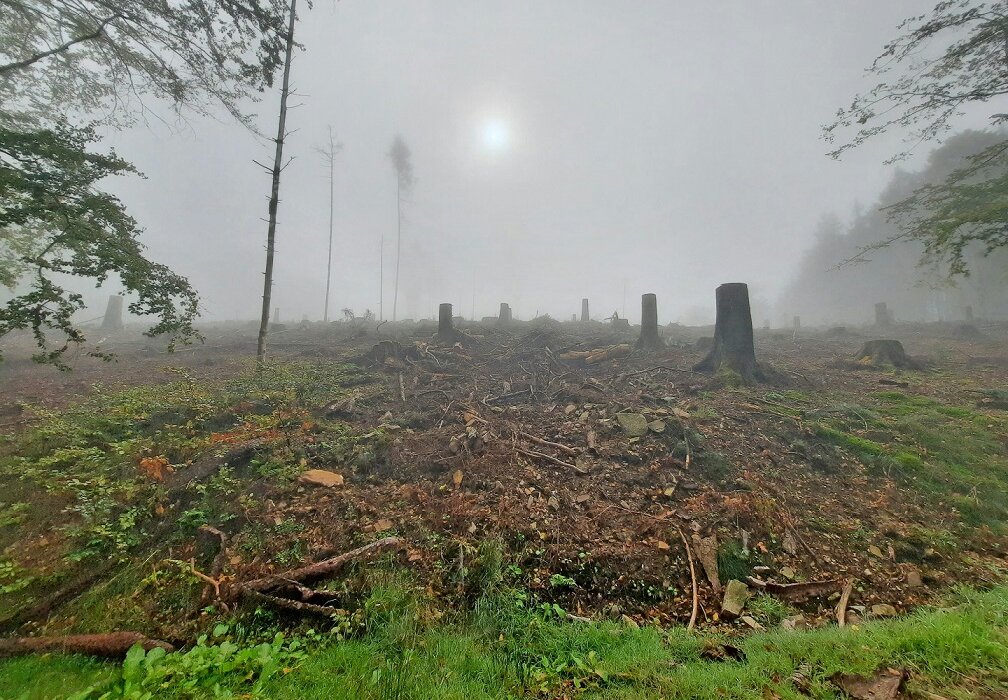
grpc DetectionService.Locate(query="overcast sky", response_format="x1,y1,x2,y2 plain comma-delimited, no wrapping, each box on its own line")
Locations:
98,0,981,327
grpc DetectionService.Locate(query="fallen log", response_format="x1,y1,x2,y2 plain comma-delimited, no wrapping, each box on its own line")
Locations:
241,537,406,594
746,576,842,602
0,632,173,658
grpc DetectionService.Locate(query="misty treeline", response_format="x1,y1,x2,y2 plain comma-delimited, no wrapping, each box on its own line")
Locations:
782,130,1008,325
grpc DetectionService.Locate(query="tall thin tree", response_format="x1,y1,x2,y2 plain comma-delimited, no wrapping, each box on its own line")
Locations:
256,0,298,363
316,126,342,322
387,134,414,323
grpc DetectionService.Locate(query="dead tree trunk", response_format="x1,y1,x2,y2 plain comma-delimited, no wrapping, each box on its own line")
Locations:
437,303,457,342
255,0,298,363
101,295,124,332
694,283,758,380
874,302,893,327
498,303,511,324
580,298,589,322
636,293,663,350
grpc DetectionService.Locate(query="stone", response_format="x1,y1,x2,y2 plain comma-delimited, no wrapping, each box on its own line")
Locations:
616,413,650,437
905,568,923,587
871,603,898,618
648,419,667,434
297,469,344,488
781,614,807,630
868,545,883,558
782,532,798,555
780,566,796,580
621,614,639,629
740,615,763,630
720,579,750,619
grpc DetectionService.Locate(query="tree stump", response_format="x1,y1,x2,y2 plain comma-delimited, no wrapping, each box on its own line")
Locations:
101,295,124,332
854,339,914,367
874,302,893,327
580,298,590,322
694,283,759,381
636,293,664,350
437,303,459,343
498,303,512,324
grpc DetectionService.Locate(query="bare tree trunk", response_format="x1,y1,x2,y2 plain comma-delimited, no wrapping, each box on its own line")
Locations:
393,180,401,322
637,293,663,350
323,127,335,322
580,298,589,322
874,302,892,327
378,233,384,321
256,0,297,363
694,283,759,380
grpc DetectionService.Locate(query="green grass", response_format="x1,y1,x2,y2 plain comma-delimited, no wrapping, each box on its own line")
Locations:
812,391,1008,529
7,583,1006,699
0,655,116,700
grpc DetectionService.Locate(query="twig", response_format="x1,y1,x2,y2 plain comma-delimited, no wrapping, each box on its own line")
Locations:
514,429,579,456
515,447,588,475
677,526,699,630
836,577,854,627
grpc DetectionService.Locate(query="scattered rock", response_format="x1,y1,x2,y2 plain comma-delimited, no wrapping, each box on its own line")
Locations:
371,518,394,533
782,531,798,555
781,614,807,630
452,469,464,488
779,566,796,580
868,545,883,558
647,419,667,434
297,469,344,488
871,604,898,618
830,667,907,700
740,615,763,630
621,614,639,629
905,568,923,587
616,413,649,437
721,579,750,619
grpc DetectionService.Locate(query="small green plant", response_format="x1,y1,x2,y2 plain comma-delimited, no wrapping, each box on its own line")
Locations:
548,573,577,589
69,628,307,699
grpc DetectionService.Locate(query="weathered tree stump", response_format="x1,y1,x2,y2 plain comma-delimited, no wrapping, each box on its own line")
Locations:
437,303,459,343
874,302,893,327
854,339,914,367
636,293,664,350
101,295,124,332
580,298,590,322
498,303,512,324
694,283,760,381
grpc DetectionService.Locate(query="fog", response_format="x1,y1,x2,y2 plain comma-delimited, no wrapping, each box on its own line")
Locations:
92,0,991,327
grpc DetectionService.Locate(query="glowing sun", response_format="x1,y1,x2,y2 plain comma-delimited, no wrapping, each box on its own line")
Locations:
480,118,511,152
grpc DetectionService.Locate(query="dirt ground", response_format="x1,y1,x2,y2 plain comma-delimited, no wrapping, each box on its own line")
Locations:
1,316,1006,639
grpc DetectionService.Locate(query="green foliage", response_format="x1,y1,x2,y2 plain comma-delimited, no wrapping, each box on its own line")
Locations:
826,0,1008,277
69,629,307,700
0,124,199,365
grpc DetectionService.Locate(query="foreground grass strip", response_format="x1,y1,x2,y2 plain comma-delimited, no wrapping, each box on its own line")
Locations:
1,585,1007,699
272,585,1008,699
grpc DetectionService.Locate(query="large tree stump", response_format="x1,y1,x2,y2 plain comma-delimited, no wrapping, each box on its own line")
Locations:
101,295,124,332
498,303,512,324
636,293,664,350
694,283,759,380
854,339,915,368
580,298,590,322
436,303,459,343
